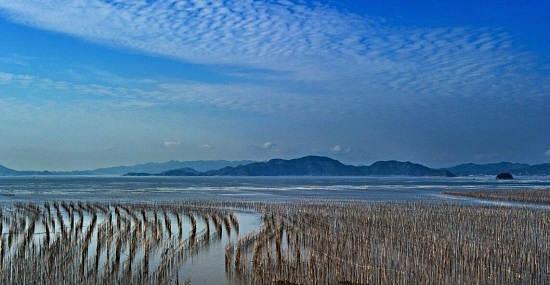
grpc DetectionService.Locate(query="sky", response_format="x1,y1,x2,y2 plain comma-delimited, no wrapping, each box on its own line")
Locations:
0,0,549,170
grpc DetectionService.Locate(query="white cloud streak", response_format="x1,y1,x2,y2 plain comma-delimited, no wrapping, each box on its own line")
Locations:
163,141,180,148
200,144,212,150
0,0,547,111
263,142,274,149
0,70,320,113
331,145,351,154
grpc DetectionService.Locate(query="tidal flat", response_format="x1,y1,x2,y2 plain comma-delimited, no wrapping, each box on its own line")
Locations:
226,202,549,284
446,188,550,205
0,200,548,284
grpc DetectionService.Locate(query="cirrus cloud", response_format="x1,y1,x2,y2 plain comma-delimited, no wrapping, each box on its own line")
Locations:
0,0,547,102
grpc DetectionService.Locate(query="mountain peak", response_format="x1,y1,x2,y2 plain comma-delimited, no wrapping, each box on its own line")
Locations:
293,155,341,162
198,156,452,177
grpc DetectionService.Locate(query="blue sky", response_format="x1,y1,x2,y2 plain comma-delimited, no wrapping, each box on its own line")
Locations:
0,0,549,170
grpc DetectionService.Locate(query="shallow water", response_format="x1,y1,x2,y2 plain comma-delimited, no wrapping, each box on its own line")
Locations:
1,175,549,204
179,211,260,285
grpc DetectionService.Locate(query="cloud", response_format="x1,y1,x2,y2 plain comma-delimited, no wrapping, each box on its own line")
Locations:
262,142,274,149
0,0,547,102
0,72,33,85
163,141,180,148
0,54,33,66
200,144,212,150
331,145,351,154
0,70,299,113
545,149,550,157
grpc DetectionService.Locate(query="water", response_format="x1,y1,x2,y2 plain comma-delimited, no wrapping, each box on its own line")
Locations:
0,175,549,204
179,211,260,284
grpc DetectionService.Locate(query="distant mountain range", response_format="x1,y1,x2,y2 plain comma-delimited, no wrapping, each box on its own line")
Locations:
511,163,550,176
0,165,53,176
127,156,454,177
445,162,531,176
2,157,550,177
68,160,254,175
0,165,21,176
0,160,253,176
444,162,550,176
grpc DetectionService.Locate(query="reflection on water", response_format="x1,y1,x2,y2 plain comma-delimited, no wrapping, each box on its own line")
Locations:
179,212,260,284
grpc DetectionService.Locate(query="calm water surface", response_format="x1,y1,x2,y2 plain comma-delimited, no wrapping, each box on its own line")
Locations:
0,175,549,203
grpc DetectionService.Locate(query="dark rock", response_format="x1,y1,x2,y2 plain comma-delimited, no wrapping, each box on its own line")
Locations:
496,172,514,180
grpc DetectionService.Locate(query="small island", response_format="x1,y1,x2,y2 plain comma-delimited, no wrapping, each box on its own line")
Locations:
496,172,514,180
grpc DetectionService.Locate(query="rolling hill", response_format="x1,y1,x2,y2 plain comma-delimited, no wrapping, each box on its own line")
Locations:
159,156,455,177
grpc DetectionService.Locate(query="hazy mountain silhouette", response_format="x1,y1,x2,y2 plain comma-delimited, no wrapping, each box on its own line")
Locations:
445,162,530,176
512,163,550,176
3,158,550,177
156,156,454,177
0,160,252,176
73,160,254,175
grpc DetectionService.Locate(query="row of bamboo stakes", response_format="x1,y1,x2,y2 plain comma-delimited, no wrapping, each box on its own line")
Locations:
0,201,240,284
446,189,550,205
226,202,549,284
0,199,547,284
